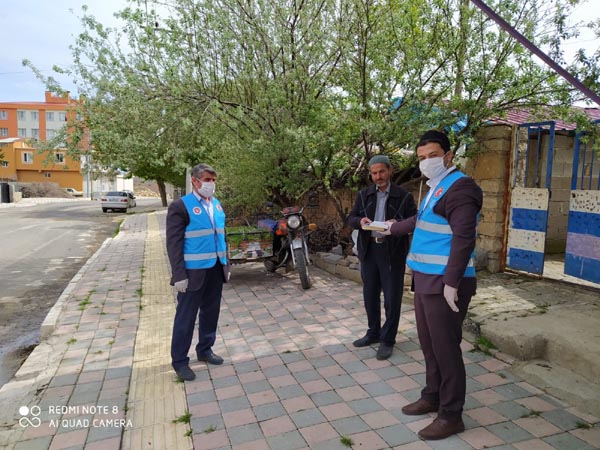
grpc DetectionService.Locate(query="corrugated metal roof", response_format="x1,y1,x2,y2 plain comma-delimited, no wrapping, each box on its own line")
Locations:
489,107,600,130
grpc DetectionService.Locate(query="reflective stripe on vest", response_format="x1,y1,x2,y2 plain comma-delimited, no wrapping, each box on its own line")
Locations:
181,193,228,269
407,171,476,277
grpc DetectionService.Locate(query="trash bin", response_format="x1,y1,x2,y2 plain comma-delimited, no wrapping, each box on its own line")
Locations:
0,183,10,203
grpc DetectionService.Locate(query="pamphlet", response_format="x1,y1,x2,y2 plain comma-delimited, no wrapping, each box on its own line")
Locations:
362,221,389,232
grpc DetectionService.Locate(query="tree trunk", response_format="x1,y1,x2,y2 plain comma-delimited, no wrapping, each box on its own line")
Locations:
157,179,168,206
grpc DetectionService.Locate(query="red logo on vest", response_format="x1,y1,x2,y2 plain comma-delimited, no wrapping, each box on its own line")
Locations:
216,204,223,212
434,187,444,198
193,206,202,215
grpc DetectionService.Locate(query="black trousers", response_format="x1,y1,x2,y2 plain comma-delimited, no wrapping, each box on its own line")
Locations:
414,291,472,420
171,263,223,370
360,242,405,345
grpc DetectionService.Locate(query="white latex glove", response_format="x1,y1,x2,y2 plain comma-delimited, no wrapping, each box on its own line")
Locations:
443,284,459,312
174,279,188,293
379,227,392,236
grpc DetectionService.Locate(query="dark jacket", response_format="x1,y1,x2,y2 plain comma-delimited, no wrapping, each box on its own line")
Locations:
389,175,482,295
348,183,417,266
166,198,229,291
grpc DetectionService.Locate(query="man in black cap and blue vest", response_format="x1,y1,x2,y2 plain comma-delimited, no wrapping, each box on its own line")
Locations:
166,163,229,381
383,130,482,440
348,155,417,360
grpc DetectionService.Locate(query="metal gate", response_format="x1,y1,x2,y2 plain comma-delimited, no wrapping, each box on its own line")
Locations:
564,120,600,283
506,122,555,274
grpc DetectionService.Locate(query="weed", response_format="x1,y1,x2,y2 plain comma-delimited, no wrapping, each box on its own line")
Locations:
520,410,541,418
113,220,123,237
475,335,497,355
172,412,192,424
136,288,143,298
108,340,115,345
576,421,591,429
94,350,103,354
340,436,353,448
204,425,216,433
184,429,192,437
67,338,77,345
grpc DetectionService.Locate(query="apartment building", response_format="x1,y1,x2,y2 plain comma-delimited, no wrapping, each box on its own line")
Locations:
0,91,90,194
0,91,76,142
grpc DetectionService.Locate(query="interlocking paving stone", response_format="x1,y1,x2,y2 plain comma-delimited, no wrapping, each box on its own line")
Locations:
486,421,535,443
543,432,598,450
290,407,327,428
331,416,370,435
541,408,584,431
9,209,600,450
266,430,308,450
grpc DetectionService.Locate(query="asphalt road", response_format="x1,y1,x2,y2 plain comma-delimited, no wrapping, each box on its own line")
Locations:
0,197,166,388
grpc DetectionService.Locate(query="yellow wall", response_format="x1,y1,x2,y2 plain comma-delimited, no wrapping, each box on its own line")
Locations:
0,139,83,189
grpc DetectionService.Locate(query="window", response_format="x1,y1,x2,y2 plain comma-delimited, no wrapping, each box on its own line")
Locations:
0,128,8,137
58,112,67,122
22,152,33,163
17,111,26,120
31,111,38,121
44,172,51,178
0,111,7,120
46,129,56,139
1,161,8,168
55,152,65,163
31,128,39,139
18,128,27,137
46,112,54,121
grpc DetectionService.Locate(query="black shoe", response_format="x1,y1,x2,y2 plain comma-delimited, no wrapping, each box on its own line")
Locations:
376,343,393,360
198,351,224,365
175,365,195,381
353,335,380,347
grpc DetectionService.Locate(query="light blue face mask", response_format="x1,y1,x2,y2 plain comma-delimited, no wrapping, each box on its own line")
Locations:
419,156,446,179
199,181,215,198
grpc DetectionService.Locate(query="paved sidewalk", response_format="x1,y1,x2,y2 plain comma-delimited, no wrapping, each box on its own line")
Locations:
1,210,599,449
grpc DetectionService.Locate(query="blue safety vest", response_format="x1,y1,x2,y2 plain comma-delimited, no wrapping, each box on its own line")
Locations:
407,171,476,277
181,193,228,269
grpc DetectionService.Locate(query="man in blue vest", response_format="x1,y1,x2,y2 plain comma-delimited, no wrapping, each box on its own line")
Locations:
383,130,482,440
166,163,229,381
348,155,417,360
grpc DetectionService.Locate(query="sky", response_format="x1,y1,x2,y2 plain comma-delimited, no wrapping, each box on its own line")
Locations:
0,0,599,104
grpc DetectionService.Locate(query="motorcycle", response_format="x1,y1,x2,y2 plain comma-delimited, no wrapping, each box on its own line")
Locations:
258,200,317,289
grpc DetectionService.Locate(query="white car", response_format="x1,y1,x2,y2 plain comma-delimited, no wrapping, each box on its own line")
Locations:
100,191,136,213
64,187,83,197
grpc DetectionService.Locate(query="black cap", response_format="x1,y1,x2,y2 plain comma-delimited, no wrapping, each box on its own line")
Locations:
416,130,451,153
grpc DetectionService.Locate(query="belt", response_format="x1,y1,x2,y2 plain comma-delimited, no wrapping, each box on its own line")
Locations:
370,237,385,244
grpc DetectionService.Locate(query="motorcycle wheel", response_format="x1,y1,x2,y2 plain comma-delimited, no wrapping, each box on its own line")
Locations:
293,248,311,289
264,259,277,273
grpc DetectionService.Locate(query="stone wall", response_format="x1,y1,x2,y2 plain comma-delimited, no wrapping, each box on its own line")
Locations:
463,125,513,273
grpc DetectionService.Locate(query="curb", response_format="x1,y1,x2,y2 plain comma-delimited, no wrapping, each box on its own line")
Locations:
39,236,113,339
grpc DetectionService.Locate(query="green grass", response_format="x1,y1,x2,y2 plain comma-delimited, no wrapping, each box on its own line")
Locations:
521,410,541,418
475,335,497,355
340,436,354,448
172,412,192,424
113,219,124,237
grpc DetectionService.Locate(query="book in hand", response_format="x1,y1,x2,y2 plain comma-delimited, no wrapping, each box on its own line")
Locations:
362,221,390,232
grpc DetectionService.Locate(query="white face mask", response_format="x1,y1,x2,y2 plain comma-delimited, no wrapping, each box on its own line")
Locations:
419,156,447,179
198,181,215,198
